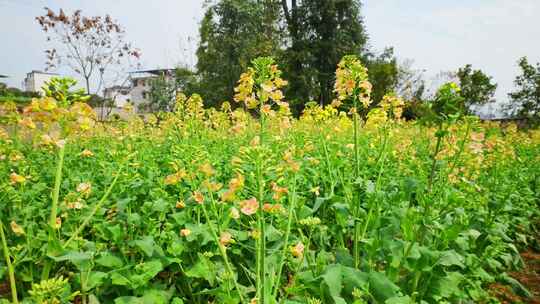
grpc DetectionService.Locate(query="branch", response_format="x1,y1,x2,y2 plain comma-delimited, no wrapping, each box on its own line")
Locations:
281,0,291,24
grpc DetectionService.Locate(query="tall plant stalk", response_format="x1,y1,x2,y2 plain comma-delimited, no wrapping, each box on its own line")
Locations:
42,143,66,280
352,98,362,269
272,174,297,299
428,123,445,192
0,221,18,304
256,109,267,304
64,172,121,247
201,195,246,303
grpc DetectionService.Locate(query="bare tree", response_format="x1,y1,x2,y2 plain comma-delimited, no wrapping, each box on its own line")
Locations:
36,8,141,95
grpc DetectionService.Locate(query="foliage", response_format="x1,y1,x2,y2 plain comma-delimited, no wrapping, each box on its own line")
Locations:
0,56,539,304
36,8,141,94
195,0,398,114
42,77,90,107
456,64,497,112
508,57,540,123
145,69,199,114
196,0,277,108
0,82,40,104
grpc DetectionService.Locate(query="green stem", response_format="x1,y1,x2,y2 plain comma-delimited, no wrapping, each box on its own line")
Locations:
64,172,121,248
200,200,245,303
272,174,297,299
257,103,267,303
352,105,362,269
42,143,66,280
448,120,471,174
256,156,266,303
49,143,66,229
428,124,444,192
0,221,18,304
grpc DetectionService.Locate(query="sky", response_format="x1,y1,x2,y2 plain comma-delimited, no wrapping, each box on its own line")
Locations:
1,0,539,114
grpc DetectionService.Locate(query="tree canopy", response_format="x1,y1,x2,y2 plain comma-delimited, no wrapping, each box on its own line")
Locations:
508,57,540,123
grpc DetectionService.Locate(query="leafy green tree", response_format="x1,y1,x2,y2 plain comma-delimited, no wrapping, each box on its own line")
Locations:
146,69,198,113
195,0,399,114
42,77,89,107
196,0,279,107
456,64,497,112
281,0,369,107
508,57,540,122
365,48,399,108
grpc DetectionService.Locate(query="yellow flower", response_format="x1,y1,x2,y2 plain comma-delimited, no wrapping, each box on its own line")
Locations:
39,97,57,111
239,197,258,216
76,182,92,196
55,217,62,229
80,149,94,157
10,221,25,236
10,172,26,184
271,182,288,200
40,134,58,146
219,231,233,247
180,228,191,237
176,200,186,209
199,163,215,177
229,207,240,219
291,242,305,258
193,191,204,204
19,117,36,129
203,180,223,192
164,170,187,185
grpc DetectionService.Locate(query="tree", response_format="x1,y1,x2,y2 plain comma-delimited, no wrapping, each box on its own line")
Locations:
195,0,398,114
456,64,497,112
146,68,198,113
196,0,278,107
508,57,540,122
36,8,141,95
365,48,399,107
281,0,369,107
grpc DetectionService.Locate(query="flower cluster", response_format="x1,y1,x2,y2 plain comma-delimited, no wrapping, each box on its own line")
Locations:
234,57,289,117
333,55,372,110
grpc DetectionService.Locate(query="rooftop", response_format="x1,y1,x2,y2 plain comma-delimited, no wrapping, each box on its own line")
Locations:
27,70,59,76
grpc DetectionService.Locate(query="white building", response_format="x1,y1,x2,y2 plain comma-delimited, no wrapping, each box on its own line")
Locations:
104,85,131,108
23,70,59,96
100,69,175,118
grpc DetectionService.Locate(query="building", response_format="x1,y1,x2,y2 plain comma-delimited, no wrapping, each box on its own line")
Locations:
128,69,175,111
99,69,175,118
103,85,131,108
23,70,59,96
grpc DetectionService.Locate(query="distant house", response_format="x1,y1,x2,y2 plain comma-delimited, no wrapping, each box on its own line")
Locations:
128,69,175,111
99,69,175,119
104,85,131,108
23,70,59,96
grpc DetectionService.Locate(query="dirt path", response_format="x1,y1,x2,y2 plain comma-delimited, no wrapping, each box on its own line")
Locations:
491,249,540,303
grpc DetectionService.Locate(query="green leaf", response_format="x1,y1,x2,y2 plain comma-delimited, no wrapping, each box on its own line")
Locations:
185,255,216,285
96,253,124,268
49,251,92,262
368,272,400,302
88,294,100,304
385,296,412,304
438,250,465,268
86,271,108,290
133,236,156,257
110,273,130,286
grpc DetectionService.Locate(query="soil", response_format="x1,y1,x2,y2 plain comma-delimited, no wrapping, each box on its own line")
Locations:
490,249,540,303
